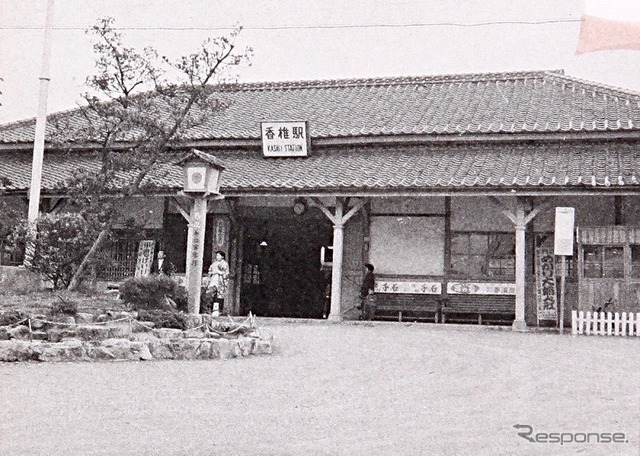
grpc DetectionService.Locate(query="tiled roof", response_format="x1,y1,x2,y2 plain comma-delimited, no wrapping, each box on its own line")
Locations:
3,141,640,194
2,70,640,145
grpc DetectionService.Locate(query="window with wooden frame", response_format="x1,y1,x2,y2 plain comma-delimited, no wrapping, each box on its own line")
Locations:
582,245,624,279
450,232,515,279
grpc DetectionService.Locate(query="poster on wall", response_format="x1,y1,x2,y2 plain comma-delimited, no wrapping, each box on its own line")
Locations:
212,216,230,260
535,248,558,321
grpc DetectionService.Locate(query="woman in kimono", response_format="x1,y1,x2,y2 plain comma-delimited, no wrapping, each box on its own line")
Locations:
207,250,229,315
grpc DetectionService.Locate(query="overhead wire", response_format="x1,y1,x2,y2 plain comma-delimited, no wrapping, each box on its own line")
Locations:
0,18,583,32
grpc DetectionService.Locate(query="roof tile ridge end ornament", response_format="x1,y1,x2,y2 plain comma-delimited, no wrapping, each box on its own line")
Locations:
547,72,640,100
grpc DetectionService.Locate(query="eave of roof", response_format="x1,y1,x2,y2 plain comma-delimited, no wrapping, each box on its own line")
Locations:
3,140,640,196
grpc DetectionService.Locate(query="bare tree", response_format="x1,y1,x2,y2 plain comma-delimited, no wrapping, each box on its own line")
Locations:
48,17,251,290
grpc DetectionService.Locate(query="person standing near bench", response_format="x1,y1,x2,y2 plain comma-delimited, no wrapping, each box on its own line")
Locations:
359,263,376,320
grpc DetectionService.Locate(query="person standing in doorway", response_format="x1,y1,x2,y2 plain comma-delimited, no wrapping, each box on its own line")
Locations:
207,250,229,315
359,263,376,320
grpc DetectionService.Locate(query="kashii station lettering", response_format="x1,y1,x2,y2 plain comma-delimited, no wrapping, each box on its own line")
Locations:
261,121,310,157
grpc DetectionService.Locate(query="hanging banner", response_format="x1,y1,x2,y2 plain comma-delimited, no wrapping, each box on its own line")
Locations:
135,240,156,277
535,248,558,321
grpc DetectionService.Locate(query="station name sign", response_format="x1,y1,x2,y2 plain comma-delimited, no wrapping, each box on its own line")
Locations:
260,121,310,157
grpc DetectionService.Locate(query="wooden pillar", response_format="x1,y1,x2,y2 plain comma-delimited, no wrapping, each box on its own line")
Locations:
488,196,552,331
329,202,345,321
310,196,365,321
185,196,207,314
513,206,527,331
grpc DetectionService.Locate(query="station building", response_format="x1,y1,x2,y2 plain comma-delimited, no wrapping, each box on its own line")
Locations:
3,70,640,329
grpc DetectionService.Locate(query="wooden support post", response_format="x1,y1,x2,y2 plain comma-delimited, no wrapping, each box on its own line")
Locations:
310,196,365,321
185,196,207,314
328,201,345,321
488,196,554,332
513,206,527,331
559,255,566,334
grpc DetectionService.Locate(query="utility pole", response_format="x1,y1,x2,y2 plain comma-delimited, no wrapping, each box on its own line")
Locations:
24,0,55,266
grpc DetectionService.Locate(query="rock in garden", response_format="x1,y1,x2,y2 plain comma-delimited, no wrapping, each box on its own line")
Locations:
47,328,77,342
252,339,273,355
153,328,184,339
31,331,48,341
0,340,34,362
184,328,206,339
107,323,132,339
76,325,112,341
29,316,47,330
7,325,31,341
132,321,155,332
74,313,96,324
130,341,153,361
32,340,86,362
147,339,174,359
100,338,137,360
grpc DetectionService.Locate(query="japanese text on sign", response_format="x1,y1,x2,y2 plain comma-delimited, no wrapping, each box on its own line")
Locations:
447,282,516,295
374,281,441,294
261,121,310,157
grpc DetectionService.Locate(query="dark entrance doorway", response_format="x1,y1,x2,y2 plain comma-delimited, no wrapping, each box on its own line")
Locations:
241,208,332,318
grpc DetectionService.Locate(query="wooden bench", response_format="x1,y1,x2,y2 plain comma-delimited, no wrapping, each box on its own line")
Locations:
440,295,515,325
372,294,440,323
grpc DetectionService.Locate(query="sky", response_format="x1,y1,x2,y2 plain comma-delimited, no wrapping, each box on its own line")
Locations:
1,0,640,124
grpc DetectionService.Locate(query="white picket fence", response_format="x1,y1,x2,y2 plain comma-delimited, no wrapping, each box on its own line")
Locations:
571,310,640,336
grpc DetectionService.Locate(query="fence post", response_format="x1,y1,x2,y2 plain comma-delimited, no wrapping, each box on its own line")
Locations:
614,312,620,336
595,312,604,335
585,311,592,335
636,313,640,337
620,312,626,336
571,310,577,335
578,310,584,335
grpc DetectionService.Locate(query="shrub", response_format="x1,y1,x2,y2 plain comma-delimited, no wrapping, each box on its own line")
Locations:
119,274,185,310
0,309,29,326
136,309,187,330
49,296,79,316
9,213,99,289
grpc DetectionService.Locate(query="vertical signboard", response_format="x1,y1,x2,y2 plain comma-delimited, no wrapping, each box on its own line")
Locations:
535,249,558,321
554,207,575,256
135,240,156,277
554,207,574,333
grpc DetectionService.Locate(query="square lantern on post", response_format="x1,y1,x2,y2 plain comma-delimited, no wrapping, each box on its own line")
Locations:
177,149,226,196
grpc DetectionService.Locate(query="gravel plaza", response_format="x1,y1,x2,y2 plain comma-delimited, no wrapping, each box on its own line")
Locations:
0,320,638,456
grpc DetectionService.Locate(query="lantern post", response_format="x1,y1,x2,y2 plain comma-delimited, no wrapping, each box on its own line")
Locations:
177,150,226,314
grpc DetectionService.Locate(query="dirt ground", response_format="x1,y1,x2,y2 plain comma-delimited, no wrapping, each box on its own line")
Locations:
0,319,639,456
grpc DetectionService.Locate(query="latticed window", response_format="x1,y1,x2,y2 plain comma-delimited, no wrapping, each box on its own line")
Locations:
451,232,515,278
583,245,624,279
99,238,140,281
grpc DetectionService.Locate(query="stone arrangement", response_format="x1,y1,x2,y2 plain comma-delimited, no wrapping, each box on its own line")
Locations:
0,311,273,362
